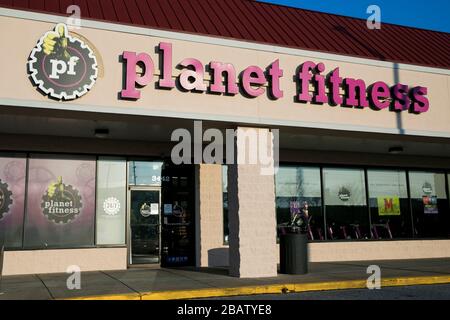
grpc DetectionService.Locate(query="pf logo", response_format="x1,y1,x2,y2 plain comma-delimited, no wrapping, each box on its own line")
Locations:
28,23,98,100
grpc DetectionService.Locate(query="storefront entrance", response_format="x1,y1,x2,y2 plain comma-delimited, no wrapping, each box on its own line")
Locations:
127,161,196,266
129,188,161,264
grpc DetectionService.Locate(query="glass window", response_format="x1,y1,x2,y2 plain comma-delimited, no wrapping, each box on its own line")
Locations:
222,165,228,244
96,158,127,245
367,170,412,239
409,171,449,238
0,154,27,249
24,155,96,248
160,164,195,266
128,161,164,186
323,168,369,240
275,166,323,240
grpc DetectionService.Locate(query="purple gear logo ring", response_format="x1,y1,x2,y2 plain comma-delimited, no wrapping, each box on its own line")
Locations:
0,179,13,220
28,23,98,100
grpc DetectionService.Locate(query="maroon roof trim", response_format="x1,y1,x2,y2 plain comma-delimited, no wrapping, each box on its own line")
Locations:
1,0,449,69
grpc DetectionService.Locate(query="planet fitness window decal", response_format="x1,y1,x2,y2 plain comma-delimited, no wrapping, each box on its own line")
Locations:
41,176,83,224
0,155,27,248
28,23,98,100
0,179,13,220
24,156,96,248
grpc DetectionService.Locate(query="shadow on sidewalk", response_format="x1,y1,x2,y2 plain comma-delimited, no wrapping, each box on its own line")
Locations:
164,266,229,276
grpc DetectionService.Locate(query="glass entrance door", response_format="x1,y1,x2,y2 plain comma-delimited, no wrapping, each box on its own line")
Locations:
129,189,160,264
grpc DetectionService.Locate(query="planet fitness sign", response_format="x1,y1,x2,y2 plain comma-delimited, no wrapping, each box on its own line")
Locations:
27,25,429,114
28,23,98,100
120,42,429,113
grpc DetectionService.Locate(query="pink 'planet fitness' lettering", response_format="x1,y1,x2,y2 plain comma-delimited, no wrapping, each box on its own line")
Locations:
120,43,429,114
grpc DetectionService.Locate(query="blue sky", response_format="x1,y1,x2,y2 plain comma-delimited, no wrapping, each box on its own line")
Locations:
259,0,450,33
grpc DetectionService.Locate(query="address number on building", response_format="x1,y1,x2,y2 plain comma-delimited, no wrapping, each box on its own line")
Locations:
152,175,170,183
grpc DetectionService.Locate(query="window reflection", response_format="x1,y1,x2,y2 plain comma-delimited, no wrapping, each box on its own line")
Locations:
224,164,450,242
409,171,449,238
128,161,163,186
275,166,323,240
96,157,127,245
367,170,411,239
323,168,369,240
0,154,27,249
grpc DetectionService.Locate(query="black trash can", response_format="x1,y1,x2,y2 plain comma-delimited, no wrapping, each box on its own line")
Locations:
279,232,308,274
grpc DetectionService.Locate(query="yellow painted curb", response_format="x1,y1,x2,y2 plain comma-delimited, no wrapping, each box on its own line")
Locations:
68,292,141,300
381,275,450,287
140,284,296,300
66,275,450,300
293,279,367,292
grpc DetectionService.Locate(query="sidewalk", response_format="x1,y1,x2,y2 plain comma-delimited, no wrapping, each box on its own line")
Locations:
1,258,450,300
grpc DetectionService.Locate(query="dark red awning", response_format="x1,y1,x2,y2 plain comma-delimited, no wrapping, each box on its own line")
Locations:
1,0,449,69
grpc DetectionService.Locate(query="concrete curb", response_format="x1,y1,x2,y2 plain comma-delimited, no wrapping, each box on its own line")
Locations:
66,275,450,300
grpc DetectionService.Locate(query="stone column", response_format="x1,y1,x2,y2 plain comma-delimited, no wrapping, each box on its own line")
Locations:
227,127,278,278
195,164,226,267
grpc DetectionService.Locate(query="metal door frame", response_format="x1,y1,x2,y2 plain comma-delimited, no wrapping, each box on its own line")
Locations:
127,186,162,266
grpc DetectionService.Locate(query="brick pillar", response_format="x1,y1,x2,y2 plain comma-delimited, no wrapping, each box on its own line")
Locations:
227,127,277,278
195,164,225,267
